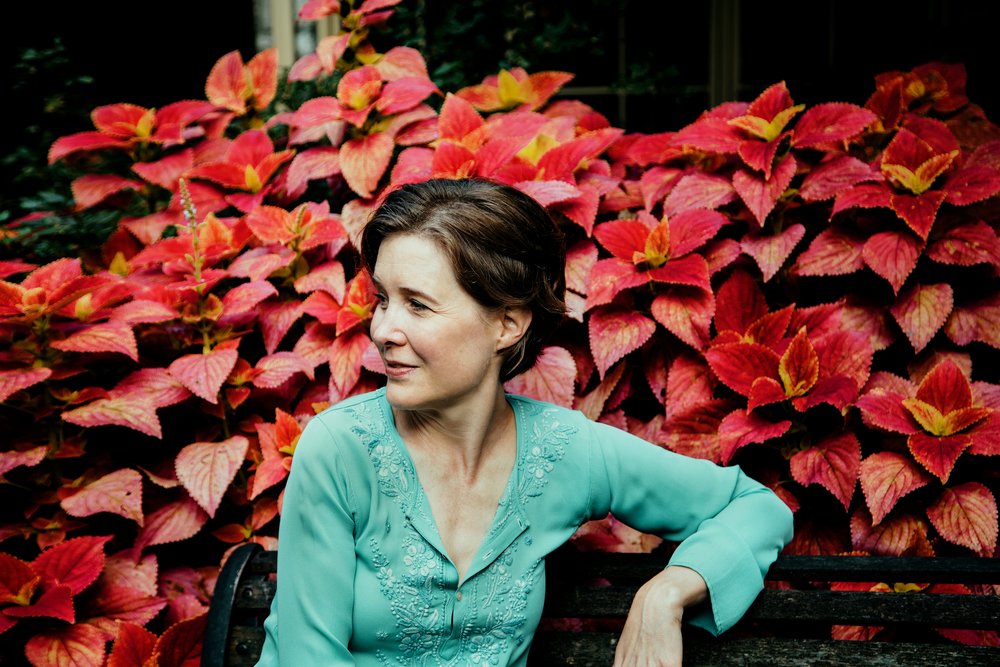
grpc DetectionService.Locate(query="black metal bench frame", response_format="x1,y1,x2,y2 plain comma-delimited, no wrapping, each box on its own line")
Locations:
201,543,1000,666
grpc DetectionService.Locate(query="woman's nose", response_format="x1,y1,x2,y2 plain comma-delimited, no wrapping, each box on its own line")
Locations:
370,305,405,347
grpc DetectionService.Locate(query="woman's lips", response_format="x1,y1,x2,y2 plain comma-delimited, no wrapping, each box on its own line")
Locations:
384,361,416,378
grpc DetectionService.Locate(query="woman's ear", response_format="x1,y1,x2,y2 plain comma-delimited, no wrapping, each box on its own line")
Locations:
497,307,532,351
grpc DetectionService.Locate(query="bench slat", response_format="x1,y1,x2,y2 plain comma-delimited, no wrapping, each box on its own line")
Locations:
530,633,1000,666
543,587,1000,628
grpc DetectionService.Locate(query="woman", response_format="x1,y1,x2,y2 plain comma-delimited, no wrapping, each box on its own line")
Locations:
255,178,794,666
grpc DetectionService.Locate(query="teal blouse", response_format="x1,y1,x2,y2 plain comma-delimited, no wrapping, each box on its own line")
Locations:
255,388,793,666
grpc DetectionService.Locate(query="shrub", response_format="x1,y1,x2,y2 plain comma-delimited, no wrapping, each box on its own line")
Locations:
1,0,999,662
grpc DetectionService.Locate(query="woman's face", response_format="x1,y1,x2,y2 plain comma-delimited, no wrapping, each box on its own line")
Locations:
370,233,510,412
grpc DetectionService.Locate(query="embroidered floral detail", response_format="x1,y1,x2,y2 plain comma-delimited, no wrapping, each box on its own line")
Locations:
352,393,567,665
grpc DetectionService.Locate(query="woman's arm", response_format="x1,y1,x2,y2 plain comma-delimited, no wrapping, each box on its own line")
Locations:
586,419,793,658
255,416,358,666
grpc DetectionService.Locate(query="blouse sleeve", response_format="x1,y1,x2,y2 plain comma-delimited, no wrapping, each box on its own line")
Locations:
585,419,793,636
255,415,357,666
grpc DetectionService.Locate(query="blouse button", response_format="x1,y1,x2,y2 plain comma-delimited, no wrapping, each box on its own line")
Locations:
455,591,463,601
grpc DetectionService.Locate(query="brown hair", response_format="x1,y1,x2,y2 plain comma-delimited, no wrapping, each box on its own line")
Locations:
360,178,567,382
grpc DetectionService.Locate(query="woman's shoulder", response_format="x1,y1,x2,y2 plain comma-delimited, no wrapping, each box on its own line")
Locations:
297,388,390,458
506,392,587,424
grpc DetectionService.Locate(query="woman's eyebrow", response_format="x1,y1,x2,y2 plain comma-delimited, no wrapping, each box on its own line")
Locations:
370,276,440,305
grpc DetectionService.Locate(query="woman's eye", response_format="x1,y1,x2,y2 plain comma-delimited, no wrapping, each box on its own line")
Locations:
374,293,386,306
409,299,427,311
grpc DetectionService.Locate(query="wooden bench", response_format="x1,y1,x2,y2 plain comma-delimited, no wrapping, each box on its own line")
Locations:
201,543,1000,666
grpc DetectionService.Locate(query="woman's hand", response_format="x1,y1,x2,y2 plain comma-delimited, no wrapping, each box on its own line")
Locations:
613,565,708,667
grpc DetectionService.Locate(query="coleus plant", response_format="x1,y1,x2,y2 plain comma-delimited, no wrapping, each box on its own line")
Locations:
2,0,1000,662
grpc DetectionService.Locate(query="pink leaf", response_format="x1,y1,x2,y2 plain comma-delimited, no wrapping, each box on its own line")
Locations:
799,155,880,202
258,299,305,353
945,294,1000,350
61,469,144,525
51,322,138,361
340,132,394,198
111,369,191,408
286,147,341,197
135,498,208,550
25,623,106,667
62,397,162,438
253,352,315,388
832,182,892,216
741,223,805,282
329,330,370,395
504,346,577,408
792,103,876,148
927,221,1000,267
927,483,998,555
650,289,714,350
168,348,239,404
732,154,796,226
175,436,249,518
662,172,736,216
665,354,717,418
860,452,932,525
584,259,647,310
88,583,168,636
0,367,52,403
890,191,946,241
792,227,865,276
588,307,656,379
221,280,279,316
0,445,48,477
890,282,953,354
668,209,728,257
789,432,861,510
941,163,1000,206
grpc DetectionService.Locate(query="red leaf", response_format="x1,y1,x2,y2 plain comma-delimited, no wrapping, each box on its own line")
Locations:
49,131,130,163
295,261,346,302
889,282,953,354
792,103,876,148
51,322,138,361
927,483,998,555
890,191,946,241
107,622,157,667
0,367,52,403
662,172,736,216
253,352,314,388
647,254,711,292
340,133,394,198
245,205,296,245
668,209,728,257
377,76,439,115
103,552,158,595
916,359,973,415
221,280,278,317
856,385,919,435
789,432,861,509
565,239,599,295
665,354,717,418
61,470,143,525
941,163,1000,205
713,270,767,335
504,346,577,408
329,330,370,395
150,613,207,667
109,300,177,326
732,154,796,226
792,227,865,276
860,452,932,524
593,219,648,261
741,223,805,282
661,400,729,463
832,182,892,216
206,51,248,114
946,294,1000,350
574,363,625,420
799,155,880,202
168,348,239,404
674,117,743,154
584,259,646,310
779,328,819,397
5,582,75,623
908,431,971,483
71,174,143,209
25,623,106,667
705,342,780,397
32,536,111,595
927,221,1000,267
175,436,249,518
862,230,923,294
650,289,714,350
135,498,208,550
132,150,194,190
588,307,656,379
718,410,791,464
62,397,162,439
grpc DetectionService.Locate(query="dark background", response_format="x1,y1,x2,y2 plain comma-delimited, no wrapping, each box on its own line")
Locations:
1,1,997,169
